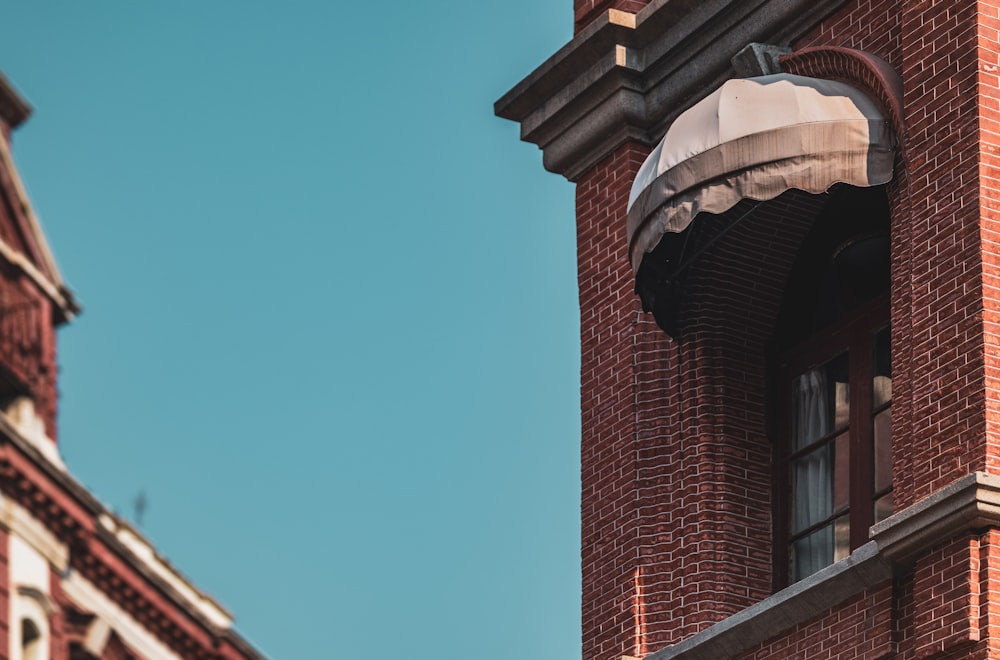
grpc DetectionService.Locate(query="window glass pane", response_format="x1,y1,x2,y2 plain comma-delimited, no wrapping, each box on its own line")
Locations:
789,515,851,583
874,327,892,408
792,352,849,449
875,492,894,524
791,443,834,534
790,524,834,582
874,405,892,493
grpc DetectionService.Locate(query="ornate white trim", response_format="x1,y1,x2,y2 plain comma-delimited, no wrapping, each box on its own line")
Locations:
60,570,183,660
0,493,67,572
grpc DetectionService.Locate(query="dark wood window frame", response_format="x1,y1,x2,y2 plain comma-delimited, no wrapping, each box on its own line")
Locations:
771,292,891,590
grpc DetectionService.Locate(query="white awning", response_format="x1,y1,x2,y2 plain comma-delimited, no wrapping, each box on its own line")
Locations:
626,74,894,273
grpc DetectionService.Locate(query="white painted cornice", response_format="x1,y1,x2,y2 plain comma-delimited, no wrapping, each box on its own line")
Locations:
0,492,68,571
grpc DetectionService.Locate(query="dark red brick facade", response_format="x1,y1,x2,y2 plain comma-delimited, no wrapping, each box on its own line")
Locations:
0,150,60,442
568,0,1000,658
497,0,1000,656
577,145,654,659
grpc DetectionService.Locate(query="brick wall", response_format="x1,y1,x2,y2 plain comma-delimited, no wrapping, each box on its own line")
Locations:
735,585,896,659
797,0,995,510
978,0,1000,481
795,0,903,69
896,0,988,506
978,529,1000,657
912,533,981,657
49,568,67,660
0,168,59,441
578,161,842,656
575,145,789,656
0,528,9,660
726,530,1000,660
573,0,1000,657
577,143,650,660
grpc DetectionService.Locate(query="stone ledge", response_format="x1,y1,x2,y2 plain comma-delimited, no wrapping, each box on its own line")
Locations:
646,472,1000,659
871,471,1000,562
646,542,894,659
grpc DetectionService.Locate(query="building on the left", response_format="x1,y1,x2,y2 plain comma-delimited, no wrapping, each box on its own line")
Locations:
0,72,264,660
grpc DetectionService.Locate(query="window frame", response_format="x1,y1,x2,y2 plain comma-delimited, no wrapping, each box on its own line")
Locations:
771,292,890,590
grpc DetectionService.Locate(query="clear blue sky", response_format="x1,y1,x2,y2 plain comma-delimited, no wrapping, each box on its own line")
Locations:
0,4,580,658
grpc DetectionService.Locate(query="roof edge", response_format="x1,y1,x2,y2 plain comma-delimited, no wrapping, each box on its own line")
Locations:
0,108,80,323
0,417,266,658
0,73,31,129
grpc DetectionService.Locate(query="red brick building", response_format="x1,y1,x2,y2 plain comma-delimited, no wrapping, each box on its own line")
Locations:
498,1,1000,658
0,74,262,659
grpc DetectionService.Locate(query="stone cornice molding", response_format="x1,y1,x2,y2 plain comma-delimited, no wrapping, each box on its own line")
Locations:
495,0,848,181
647,542,895,659
871,471,1000,562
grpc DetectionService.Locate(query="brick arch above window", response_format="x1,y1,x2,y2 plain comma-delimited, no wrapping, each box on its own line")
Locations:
780,47,904,145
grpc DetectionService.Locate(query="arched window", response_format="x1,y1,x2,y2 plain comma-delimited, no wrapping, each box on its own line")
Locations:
772,184,893,587
13,586,53,660
20,617,42,660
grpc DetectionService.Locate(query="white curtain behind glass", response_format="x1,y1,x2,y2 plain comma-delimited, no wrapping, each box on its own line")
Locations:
792,369,833,578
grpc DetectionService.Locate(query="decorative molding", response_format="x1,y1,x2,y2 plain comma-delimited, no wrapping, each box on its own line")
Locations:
1,398,64,471
0,492,69,571
82,617,113,657
495,0,849,181
0,416,262,659
16,585,60,615
98,514,233,628
61,570,184,660
871,471,1000,562
0,235,75,320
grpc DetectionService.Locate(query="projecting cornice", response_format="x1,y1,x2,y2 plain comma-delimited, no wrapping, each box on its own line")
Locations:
871,471,1000,562
494,0,849,181
0,416,263,659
